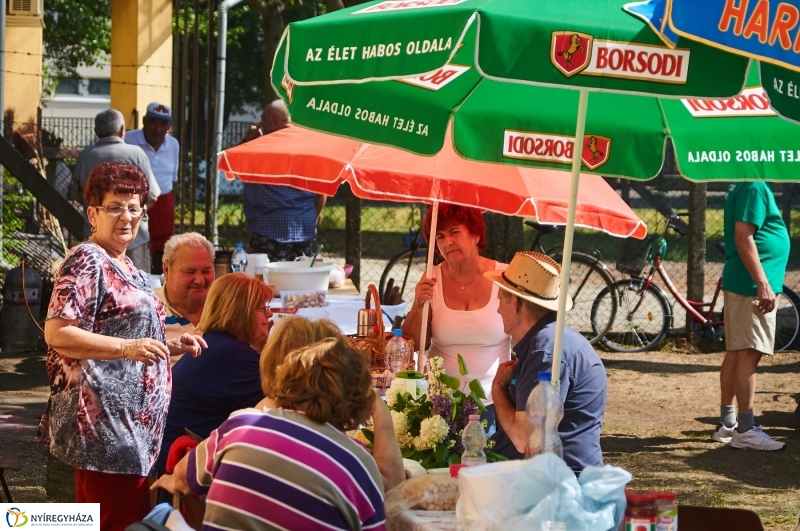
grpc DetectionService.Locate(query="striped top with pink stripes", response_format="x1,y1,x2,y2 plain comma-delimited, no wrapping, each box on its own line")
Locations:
186,407,386,531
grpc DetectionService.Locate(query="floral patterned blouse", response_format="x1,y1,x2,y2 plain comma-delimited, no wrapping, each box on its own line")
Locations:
36,242,169,475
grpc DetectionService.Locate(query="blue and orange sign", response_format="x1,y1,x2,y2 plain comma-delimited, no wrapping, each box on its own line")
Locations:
627,0,800,72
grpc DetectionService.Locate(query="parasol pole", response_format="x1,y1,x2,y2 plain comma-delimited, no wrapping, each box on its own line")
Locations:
552,89,589,389
417,199,439,373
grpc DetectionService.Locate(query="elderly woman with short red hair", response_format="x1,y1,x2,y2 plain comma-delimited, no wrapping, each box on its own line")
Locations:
403,205,511,423
36,162,205,531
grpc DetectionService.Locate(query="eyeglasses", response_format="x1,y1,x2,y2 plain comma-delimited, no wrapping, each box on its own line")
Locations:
94,205,146,218
256,302,271,315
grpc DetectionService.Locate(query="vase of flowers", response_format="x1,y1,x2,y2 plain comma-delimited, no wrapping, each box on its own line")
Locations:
363,355,506,469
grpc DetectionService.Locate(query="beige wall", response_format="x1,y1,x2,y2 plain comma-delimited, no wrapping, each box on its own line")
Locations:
5,17,43,124
111,0,173,130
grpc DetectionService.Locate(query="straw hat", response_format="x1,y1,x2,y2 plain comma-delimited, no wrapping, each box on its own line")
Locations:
484,251,573,312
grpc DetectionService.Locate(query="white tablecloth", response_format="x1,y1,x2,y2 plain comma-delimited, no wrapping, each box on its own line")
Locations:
388,510,462,531
273,295,408,335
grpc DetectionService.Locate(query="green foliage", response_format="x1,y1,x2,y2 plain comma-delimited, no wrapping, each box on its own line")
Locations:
469,390,487,413
360,428,374,447
468,379,486,400
43,0,111,82
439,373,461,390
485,450,509,464
2,174,35,265
457,353,468,376
388,356,492,470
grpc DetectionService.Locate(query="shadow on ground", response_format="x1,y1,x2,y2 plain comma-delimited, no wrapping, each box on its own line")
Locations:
601,357,800,375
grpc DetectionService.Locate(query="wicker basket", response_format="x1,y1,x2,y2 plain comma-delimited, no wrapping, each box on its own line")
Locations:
616,236,653,277
348,284,414,370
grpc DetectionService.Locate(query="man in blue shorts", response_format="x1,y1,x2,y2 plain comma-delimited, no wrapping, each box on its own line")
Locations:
487,251,607,474
713,182,789,451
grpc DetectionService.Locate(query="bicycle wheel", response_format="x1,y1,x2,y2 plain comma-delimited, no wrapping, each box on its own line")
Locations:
775,287,800,351
379,246,429,304
594,280,670,353
550,252,615,345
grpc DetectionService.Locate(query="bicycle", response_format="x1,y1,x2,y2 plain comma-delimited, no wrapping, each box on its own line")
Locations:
378,220,617,345
592,214,800,353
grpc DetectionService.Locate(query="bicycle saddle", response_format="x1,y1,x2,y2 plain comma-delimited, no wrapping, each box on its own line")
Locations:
524,220,558,234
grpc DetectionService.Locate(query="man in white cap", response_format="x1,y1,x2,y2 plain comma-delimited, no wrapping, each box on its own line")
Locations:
486,251,607,474
126,102,180,273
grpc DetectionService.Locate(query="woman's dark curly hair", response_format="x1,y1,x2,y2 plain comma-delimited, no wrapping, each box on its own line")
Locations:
273,337,374,431
422,203,487,251
84,162,149,207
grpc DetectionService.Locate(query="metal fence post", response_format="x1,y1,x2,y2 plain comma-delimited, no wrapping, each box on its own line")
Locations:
0,0,5,269
686,182,707,339
344,186,361,291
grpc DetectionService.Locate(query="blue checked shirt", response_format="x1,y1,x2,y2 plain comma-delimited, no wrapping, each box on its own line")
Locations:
242,183,318,243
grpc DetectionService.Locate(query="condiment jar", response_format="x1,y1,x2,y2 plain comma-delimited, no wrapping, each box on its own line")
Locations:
623,491,657,531
654,492,678,531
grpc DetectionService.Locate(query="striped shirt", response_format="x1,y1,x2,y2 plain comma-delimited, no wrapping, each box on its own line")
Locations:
186,408,386,531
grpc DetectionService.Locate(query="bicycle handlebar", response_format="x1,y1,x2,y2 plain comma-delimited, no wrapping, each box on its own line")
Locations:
664,214,688,237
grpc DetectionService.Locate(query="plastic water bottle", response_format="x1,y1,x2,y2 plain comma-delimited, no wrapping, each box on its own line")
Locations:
461,414,487,468
525,371,564,459
385,329,412,375
230,242,248,273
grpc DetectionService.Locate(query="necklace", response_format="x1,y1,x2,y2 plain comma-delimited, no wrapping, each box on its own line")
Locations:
447,266,479,290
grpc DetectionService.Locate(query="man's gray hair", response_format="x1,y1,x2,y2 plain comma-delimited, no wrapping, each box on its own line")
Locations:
499,287,551,317
94,109,125,138
162,232,215,266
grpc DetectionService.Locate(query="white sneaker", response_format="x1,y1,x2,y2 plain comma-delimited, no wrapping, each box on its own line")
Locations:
730,426,786,451
711,422,737,443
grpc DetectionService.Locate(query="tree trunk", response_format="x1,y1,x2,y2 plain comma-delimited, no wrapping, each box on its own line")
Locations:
483,213,523,263
326,0,345,11
686,182,707,339
249,0,284,103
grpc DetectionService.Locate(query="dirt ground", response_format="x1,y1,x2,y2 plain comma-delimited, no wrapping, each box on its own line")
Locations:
601,346,800,530
2,345,799,529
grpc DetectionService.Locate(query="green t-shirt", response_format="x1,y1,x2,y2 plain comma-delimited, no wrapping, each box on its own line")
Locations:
722,182,790,296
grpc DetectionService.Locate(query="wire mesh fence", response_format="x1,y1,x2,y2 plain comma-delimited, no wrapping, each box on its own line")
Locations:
4,117,800,349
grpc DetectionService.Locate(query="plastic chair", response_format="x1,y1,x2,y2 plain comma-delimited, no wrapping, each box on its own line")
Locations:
678,505,764,531
0,454,21,503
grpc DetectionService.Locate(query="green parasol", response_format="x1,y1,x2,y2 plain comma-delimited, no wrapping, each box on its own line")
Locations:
272,0,796,385
276,26,797,182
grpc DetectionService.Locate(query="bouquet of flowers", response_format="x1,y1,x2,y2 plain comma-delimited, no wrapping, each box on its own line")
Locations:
364,355,506,469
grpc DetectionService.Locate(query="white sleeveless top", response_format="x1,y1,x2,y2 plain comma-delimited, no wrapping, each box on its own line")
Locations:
428,262,511,404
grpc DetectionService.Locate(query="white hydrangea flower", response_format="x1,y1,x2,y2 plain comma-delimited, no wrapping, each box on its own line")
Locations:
390,410,410,431
397,431,415,448
385,387,401,408
412,415,449,451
